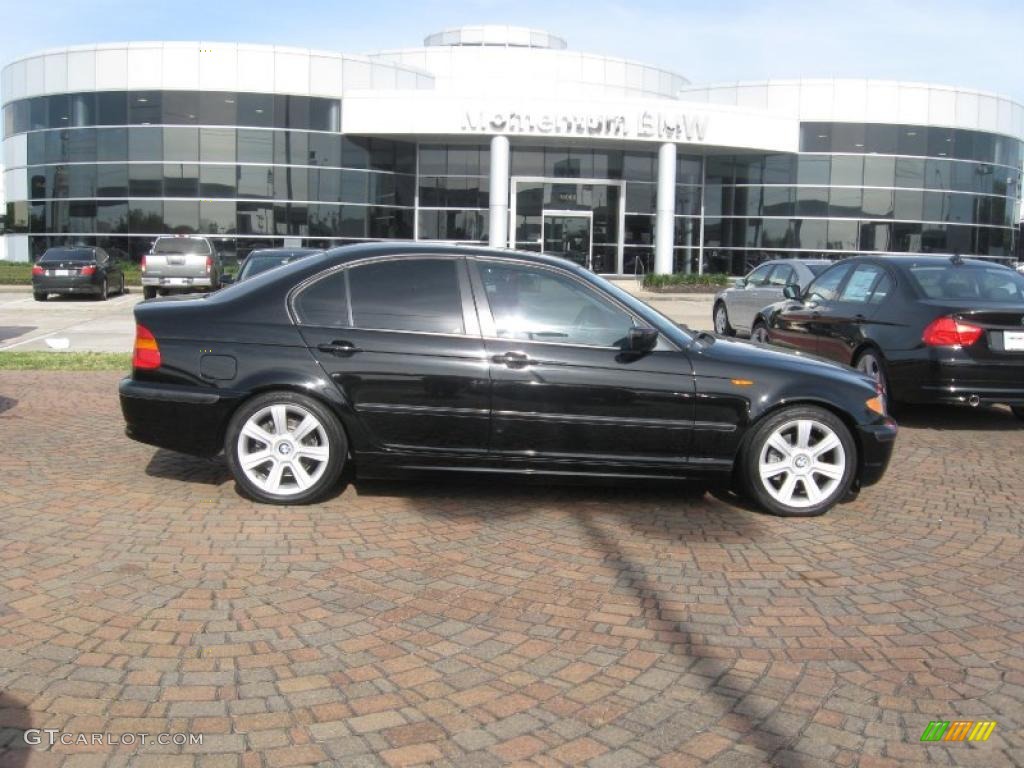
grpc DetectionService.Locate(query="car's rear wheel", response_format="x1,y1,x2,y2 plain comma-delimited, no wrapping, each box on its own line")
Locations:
741,405,856,517
225,392,347,505
854,348,896,415
33,292,47,301
750,320,769,344
118,274,126,295
713,302,735,336
143,286,157,299
95,279,108,301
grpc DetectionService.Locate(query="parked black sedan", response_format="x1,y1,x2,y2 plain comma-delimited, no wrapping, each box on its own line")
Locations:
31,245,127,301
119,243,896,517
754,254,1024,418
222,247,322,285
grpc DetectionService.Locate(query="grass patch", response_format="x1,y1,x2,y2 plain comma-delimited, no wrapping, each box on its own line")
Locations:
0,351,131,371
642,272,731,289
0,261,142,286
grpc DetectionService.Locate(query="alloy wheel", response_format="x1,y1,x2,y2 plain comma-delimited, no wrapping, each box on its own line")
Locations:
714,305,728,334
236,403,331,496
757,418,846,509
751,324,769,344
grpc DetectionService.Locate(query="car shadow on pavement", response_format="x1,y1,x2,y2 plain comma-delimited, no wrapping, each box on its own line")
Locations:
894,403,1022,430
0,326,35,343
144,449,233,485
0,691,32,767
0,396,17,415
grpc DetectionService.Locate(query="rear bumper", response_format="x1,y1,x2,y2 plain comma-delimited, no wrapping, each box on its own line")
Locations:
888,349,1024,407
32,276,101,294
855,419,898,488
119,377,240,457
141,276,214,288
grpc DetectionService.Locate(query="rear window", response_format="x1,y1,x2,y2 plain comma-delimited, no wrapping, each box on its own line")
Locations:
909,264,1024,302
240,255,291,279
152,237,212,255
39,248,93,263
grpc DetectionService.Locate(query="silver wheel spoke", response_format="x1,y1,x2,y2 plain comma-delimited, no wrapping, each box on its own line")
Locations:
767,433,792,458
811,433,840,458
240,449,273,470
242,422,273,445
264,461,285,492
759,459,790,479
796,420,813,449
271,405,288,436
812,461,844,481
291,461,313,490
295,445,329,461
291,415,319,442
776,474,798,504
802,475,823,504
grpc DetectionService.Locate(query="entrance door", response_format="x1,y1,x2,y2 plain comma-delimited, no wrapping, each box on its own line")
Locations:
542,213,592,269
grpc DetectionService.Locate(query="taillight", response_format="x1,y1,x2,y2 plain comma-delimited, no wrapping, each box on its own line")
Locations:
922,316,984,347
80,265,97,276
32,264,44,276
205,256,213,275
132,324,161,370
140,255,147,273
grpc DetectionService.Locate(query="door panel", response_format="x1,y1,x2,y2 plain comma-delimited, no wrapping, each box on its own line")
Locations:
295,256,490,453
471,257,695,465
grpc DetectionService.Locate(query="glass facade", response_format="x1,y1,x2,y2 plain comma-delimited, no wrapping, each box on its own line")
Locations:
4,89,1022,274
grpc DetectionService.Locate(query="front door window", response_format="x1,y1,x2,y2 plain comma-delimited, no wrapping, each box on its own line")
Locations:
543,214,592,269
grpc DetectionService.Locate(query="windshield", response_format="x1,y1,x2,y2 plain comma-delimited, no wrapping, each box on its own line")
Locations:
40,248,93,263
909,264,1024,303
152,237,212,255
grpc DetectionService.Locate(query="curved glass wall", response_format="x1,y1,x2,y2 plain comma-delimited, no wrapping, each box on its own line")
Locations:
703,123,1022,274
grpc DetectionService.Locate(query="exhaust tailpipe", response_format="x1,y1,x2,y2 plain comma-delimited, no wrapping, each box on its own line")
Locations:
967,395,981,407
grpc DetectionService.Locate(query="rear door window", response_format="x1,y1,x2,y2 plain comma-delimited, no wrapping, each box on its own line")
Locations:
349,258,465,335
294,270,349,328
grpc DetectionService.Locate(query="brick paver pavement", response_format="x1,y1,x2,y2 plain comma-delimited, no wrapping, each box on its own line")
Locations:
0,371,1021,767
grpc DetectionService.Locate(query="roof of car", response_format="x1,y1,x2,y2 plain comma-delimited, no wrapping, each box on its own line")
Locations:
317,242,587,270
849,254,1009,269
247,248,323,258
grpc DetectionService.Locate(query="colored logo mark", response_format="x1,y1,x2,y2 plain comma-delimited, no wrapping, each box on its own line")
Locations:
920,721,997,742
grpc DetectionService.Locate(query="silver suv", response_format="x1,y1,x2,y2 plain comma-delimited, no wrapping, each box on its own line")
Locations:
141,236,223,299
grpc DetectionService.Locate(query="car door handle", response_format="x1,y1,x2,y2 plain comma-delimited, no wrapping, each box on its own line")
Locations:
318,340,362,356
493,351,535,368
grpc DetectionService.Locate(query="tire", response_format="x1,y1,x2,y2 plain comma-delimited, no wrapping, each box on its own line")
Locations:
1012,406,1024,421
854,348,896,415
740,405,857,517
95,279,108,301
33,292,47,302
224,391,347,505
143,286,157,300
750,320,770,345
713,302,735,337
118,274,126,295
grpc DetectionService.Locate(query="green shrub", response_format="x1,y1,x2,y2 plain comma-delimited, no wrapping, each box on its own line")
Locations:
642,272,730,289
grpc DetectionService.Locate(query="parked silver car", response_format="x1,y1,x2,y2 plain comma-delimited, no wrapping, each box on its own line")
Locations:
713,259,831,339
141,235,222,299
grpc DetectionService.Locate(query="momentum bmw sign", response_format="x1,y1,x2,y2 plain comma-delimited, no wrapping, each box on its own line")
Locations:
460,109,709,141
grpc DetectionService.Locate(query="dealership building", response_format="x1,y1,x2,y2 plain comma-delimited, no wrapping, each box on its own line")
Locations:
2,25,1022,275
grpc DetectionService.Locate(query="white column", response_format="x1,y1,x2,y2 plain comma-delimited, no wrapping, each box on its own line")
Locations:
654,142,677,275
488,135,510,248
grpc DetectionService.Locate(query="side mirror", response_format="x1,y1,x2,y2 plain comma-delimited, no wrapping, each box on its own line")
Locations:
219,274,235,287
627,326,658,352
783,283,802,300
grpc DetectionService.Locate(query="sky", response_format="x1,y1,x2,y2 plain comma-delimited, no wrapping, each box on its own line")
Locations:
0,0,1022,102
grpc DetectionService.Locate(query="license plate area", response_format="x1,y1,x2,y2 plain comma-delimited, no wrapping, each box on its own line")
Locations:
53,269,70,276
160,277,193,285
1004,331,1024,352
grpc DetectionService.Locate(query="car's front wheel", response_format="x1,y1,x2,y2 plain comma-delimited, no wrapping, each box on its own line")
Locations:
741,405,856,517
225,392,347,505
713,302,735,336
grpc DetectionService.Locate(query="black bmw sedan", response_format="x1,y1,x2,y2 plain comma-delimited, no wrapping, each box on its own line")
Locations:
754,254,1024,418
32,245,127,301
119,244,896,517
